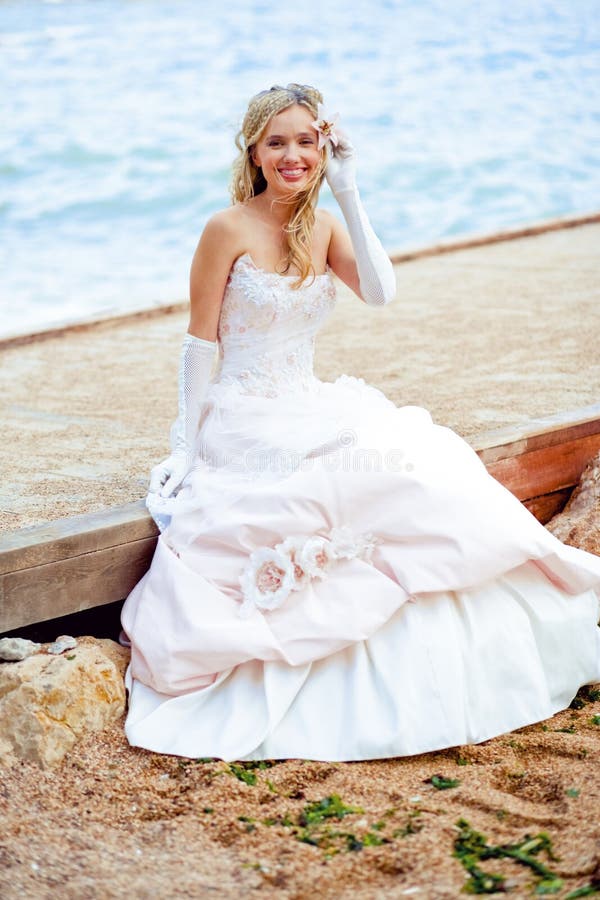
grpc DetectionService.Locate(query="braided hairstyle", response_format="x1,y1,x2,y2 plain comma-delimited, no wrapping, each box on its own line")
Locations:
230,83,328,287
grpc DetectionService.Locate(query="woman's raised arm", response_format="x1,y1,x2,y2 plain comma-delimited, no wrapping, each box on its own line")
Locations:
325,134,396,306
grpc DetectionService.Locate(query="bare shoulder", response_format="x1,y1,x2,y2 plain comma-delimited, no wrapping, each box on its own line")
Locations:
188,207,247,339
316,207,336,223
198,206,245,248
315,207,338,232
316,207,347,247
191,207,246,269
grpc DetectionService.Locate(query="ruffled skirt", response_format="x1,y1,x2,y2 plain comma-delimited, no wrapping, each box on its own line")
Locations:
122,375,600,760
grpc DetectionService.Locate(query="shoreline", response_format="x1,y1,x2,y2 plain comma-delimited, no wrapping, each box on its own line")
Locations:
2,208,598,350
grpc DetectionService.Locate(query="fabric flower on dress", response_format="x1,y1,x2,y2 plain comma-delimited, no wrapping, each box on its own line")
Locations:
311,103,340,150
238,546,296,618
297,535,336,579
238,525,380,617
276,535,311,590
329,525,362,559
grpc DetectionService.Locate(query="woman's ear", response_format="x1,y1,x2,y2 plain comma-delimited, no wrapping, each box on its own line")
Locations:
250,146,261,168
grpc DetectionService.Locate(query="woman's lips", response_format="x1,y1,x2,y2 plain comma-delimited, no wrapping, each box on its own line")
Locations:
279,168,307,179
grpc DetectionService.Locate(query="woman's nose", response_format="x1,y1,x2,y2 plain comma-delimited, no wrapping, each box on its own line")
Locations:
282,143,300,161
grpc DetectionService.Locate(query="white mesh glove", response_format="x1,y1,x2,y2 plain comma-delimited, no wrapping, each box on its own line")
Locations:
149,334,217,498
326,133,396,306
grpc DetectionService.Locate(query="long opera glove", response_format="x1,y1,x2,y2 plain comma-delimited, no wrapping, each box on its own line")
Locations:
148,334,217,498
326,133,396,306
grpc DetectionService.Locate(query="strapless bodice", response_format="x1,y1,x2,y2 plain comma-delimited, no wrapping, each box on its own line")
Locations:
213,254,337,398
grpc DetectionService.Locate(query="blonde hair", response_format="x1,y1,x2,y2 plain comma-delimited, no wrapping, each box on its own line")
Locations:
230,83,327,287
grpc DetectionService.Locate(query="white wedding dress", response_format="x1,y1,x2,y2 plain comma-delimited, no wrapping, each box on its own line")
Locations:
121,253,600,761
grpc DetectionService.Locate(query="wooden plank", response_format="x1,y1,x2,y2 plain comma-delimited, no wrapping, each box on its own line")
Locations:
474,402,600,462
483,433,600,501
0,499,157,575
524,489,572,526
0,535,157,632
2,403,599,633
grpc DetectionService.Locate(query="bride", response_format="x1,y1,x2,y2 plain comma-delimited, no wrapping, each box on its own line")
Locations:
121,83,600,761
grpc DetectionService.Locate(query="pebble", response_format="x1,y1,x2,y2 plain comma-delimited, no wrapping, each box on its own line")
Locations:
0,637,41,661
47,635,78,655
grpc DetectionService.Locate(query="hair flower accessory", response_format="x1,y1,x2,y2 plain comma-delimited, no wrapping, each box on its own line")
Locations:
311,103,340,150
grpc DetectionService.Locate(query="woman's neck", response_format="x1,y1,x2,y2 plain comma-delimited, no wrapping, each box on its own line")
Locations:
252,190,295,227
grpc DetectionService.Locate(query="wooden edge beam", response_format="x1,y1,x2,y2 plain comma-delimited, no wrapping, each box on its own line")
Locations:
473,402,600,462
0,499,158,576
2,402,599,576
1,404,600,632
1,536,157,631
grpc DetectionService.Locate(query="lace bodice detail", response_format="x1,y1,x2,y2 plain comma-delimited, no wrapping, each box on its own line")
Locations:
213,254,337,398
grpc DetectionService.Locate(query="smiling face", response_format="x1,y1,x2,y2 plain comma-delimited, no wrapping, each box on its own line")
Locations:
251,104,323,196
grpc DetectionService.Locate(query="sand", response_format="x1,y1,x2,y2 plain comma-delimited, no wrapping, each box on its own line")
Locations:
1,689,599,899
1,218,599,533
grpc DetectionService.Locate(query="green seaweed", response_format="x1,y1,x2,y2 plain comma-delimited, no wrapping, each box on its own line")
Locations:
591,715,600,726
429,774,461,790
229,764,258,785
564,884,600,898
298,794,364,826
393,810,424,839
227,760,279,785
453,818,563,895
260,794,393,855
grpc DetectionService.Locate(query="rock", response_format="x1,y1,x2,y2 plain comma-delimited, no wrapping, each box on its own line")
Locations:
546,451,600,556
0,637,41,661
0,637,129,768
47,634,78,655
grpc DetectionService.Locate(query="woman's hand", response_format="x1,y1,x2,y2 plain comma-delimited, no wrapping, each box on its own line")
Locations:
149,450,193,498
324,131,396,306
325,131,357,197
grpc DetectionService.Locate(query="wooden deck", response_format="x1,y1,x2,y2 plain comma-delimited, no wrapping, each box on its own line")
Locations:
1,403,599,634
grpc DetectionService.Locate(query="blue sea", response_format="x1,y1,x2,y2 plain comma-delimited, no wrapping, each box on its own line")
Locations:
1,0,599,336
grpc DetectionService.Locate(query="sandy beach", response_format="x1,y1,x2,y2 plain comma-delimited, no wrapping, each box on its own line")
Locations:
1,683,599,899
1,217,599,898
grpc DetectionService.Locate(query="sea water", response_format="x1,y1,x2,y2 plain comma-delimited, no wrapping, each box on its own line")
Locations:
1,0,599,335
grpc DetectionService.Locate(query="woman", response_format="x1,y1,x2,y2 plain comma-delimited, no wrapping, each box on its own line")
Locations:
121,83,600,761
